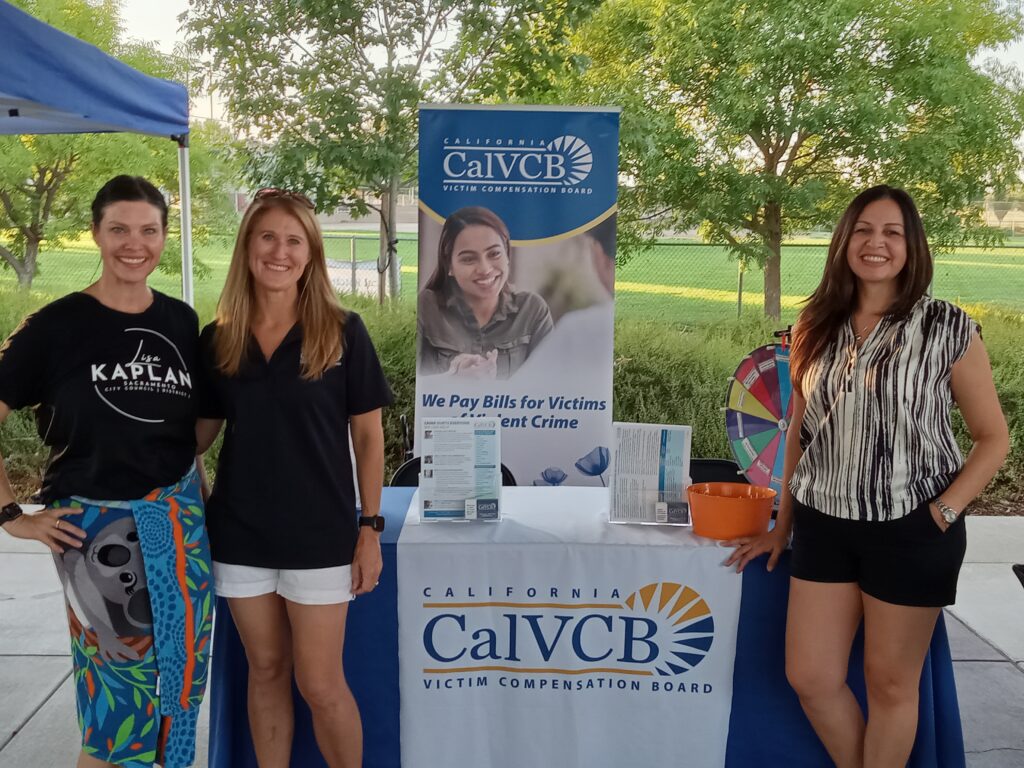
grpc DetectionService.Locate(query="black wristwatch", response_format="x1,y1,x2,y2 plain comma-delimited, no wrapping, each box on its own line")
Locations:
358,515,385,533
0,501,24,527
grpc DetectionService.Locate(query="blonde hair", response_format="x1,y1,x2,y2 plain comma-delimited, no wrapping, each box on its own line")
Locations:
214,196,345,380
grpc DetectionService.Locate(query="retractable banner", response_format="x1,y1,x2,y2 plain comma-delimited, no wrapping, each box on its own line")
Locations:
415,104,620,488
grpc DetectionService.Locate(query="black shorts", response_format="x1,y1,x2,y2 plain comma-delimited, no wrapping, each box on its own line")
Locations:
790,498,967,607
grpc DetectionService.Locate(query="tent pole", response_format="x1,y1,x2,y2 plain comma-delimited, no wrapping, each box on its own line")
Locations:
175,135,195,306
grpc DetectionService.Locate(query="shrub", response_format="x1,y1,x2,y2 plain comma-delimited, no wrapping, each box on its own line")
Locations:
2,288,1022,510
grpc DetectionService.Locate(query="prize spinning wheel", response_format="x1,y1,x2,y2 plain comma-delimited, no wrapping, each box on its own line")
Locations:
724,331,793,494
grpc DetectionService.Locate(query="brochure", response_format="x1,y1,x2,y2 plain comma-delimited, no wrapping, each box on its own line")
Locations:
609,422,692,525
419,418,502,521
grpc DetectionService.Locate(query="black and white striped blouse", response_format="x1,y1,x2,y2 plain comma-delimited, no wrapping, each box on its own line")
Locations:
789,297,978,521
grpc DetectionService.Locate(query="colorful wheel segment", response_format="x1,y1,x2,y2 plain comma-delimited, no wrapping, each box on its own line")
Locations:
725,343,793,495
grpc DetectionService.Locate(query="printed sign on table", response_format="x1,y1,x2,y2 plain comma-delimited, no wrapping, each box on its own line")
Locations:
397,501,742,768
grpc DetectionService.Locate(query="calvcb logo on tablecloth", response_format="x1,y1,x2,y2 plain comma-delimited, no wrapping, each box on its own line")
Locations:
419,581,716,693
622,582,716,675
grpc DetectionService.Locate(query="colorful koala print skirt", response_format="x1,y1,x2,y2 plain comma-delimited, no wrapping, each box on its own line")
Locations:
51,466,213,768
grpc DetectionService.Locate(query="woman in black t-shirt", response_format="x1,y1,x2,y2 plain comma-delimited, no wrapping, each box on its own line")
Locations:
0,176,212,768
196,189,392,767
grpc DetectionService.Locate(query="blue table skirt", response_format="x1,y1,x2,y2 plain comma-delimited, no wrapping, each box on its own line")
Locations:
210,488,965,768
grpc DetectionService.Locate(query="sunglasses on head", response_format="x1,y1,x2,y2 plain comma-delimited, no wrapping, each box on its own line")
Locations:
254,187,315,210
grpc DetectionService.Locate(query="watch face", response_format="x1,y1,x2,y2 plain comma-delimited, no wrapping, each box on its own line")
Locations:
0,512,20,525
0,503,22,524
361,516,385,532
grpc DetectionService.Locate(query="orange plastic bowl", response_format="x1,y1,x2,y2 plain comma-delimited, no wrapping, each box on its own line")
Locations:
687,482,777,540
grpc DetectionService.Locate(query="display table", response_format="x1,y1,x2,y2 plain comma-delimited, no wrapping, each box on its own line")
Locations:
209,487,965,768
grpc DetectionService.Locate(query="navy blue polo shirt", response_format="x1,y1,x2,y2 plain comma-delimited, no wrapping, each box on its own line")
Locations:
199,312,393,569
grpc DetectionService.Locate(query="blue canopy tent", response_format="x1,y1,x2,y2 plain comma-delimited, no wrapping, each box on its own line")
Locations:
0,0,196,303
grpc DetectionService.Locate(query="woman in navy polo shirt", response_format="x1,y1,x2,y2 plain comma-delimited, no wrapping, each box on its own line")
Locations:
196,189,392,767
728,186,1008,767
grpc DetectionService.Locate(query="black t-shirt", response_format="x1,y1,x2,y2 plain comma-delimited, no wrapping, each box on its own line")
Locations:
199,312,393,569
0,292,200,503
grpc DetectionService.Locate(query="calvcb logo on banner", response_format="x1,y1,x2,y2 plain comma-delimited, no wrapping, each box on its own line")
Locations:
419,581,717,693
442,135,594,191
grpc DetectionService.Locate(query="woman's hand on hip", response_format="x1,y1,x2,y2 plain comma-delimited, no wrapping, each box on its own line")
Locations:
351,528,383,596
928,501,952,533
724,527,789,574
3,508,86,554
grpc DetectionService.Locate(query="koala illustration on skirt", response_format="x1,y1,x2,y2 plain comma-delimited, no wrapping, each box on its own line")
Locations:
58,515,153,660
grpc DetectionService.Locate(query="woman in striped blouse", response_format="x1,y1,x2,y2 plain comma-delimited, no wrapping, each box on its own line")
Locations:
727,185,1009,768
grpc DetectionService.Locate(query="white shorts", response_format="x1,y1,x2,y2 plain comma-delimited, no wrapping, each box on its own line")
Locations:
212,561,354,605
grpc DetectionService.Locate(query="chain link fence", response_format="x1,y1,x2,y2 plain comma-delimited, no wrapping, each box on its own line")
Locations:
0,233,418,311
615,242,1024,325
4,237,1023,324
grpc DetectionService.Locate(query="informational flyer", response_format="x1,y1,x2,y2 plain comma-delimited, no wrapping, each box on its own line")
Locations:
419,418,501,521
609,422,693,525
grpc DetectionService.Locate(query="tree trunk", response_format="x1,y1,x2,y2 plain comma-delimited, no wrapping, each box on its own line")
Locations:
762,202,782,321
378,176,401,304
16,238,40,290
378,203,388,305
386,174,401,300
0,244,30,290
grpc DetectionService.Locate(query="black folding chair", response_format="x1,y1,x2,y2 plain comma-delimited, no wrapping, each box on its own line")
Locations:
399,413,414,462
689,457,749,485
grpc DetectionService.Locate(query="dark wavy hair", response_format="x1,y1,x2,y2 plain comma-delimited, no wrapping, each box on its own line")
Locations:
91,175,168,229
425,206,511,292
791,185,933,394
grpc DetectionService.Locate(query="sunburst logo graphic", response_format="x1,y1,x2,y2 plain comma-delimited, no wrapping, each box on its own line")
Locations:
547,135,593,185
623,582,715,676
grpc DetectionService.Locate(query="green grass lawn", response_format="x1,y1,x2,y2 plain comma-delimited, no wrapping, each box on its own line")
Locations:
0,234,420,309
613,243,1024,324
4,236,1023,325
3,244,1023,509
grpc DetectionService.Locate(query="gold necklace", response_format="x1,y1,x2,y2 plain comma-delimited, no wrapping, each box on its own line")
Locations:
854,316,881,341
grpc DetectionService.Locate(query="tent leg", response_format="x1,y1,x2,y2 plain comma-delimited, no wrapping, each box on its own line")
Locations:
177,142,194,306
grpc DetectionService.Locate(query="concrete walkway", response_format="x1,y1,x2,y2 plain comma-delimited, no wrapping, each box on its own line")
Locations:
2,516,1022,767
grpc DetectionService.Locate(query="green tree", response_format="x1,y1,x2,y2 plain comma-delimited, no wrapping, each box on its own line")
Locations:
442,0,603,103
185,0,574,299
0,0,239,290
571,0,1024,318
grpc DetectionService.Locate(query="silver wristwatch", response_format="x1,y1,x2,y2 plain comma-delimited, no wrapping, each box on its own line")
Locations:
935,499,959,525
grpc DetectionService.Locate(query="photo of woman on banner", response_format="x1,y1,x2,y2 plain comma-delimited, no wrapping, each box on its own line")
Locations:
418,206,554,379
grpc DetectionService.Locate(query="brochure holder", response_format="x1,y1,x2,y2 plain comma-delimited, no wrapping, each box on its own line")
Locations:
608,422,692,526
419,417,502,522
